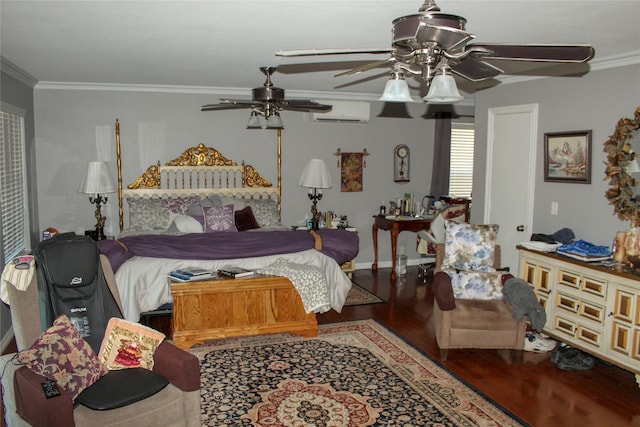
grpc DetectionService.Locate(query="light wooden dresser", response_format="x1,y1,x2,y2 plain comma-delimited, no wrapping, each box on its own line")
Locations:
518,247,640,385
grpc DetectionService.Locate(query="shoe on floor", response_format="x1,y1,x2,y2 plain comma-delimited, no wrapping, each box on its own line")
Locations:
524,330,557,353
555,349,595,371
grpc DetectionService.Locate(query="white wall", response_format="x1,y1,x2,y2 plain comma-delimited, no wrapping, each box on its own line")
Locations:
473,64,640,246
33,89,472,267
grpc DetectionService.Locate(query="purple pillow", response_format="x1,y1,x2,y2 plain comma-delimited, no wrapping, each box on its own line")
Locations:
203,204,236,232
234,206,260,231
97,239,134,272
17,315,108,400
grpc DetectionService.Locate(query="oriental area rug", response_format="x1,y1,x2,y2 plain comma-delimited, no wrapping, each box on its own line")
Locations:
343,282,384,306
189,319,526,426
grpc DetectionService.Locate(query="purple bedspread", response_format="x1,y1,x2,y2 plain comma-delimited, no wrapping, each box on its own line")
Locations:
109,229,358,266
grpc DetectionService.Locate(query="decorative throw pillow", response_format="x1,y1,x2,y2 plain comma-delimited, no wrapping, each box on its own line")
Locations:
166,195,200,215
234,206,260,231
244,198,280,227
17,315,108,401
127,198,171,231
170,214,204,233
442,221,499,272
98,318,165,371
203,204,236,232
442,268,504,300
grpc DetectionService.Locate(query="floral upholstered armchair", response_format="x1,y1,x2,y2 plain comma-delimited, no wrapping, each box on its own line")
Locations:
431,221,526,361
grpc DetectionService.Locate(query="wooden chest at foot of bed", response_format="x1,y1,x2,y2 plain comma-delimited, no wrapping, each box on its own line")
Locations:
170,275,318,349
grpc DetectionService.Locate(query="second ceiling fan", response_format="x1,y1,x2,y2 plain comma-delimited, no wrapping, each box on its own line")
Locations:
201,66,332,128
276,0,595,103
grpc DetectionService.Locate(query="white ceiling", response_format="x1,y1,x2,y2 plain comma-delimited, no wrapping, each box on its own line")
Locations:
2,0,640,101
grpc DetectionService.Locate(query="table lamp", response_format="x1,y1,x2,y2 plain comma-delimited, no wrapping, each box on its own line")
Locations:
298,158,332,230
78,161,117,240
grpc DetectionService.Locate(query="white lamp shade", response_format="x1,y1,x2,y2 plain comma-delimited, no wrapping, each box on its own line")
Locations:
78,161,117,195
298,159,332,189
379,78,414,103
424,74,463,104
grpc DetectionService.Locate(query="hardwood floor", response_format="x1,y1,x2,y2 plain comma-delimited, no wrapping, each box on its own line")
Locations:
322,267,640,427
3,267,639,426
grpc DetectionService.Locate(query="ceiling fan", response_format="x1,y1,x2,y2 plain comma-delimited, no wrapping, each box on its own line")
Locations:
275,0,595,103
201,66,332,128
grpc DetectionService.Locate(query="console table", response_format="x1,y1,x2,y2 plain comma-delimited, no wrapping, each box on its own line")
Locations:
372,215,431,279
518,247,640,385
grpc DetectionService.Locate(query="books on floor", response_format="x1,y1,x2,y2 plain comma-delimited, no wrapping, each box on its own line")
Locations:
217,266,255,278
168,267,217,282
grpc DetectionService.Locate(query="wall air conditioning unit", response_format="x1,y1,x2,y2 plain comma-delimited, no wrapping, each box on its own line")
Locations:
304,100,370,123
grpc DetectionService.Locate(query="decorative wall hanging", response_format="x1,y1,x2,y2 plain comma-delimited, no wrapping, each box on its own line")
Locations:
544,130,592,183
334,149,369,192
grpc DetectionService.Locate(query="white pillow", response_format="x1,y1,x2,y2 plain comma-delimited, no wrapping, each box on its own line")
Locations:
172,214,203,233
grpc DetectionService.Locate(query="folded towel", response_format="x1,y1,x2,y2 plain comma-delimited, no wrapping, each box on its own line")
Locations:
557,240,611,258
1,255,35,304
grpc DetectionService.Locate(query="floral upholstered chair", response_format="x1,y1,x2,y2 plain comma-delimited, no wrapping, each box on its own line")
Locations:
431,221,526,361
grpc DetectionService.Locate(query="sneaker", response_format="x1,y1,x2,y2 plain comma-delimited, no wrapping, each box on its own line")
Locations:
524,330,557,352
555,349,595,371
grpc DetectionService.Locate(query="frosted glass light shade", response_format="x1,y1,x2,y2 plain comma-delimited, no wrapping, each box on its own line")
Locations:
424,74,463,104
265,113,283,129
379,78,414,103
246,112,263,129
78,161,116,195
298,159,332,189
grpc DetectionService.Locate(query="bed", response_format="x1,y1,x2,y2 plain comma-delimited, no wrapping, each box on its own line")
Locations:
100,121,358,324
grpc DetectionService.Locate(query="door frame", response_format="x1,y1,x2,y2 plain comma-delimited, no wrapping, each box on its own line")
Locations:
484,104,538,268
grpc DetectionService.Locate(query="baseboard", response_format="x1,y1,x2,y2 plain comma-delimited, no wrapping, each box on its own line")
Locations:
1,327,14,354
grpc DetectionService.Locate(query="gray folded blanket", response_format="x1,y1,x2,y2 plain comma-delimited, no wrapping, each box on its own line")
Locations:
502,277,546,332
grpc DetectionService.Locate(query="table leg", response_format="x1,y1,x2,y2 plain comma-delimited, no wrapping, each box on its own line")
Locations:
372,223,379,270
390,228,399,279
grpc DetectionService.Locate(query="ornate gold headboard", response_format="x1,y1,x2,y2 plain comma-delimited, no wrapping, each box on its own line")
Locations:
115,120,281,231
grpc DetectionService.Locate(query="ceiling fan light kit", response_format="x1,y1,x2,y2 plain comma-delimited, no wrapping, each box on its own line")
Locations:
246,111,263,129
275,0,595,103
379,74,415,103
265,113,284,129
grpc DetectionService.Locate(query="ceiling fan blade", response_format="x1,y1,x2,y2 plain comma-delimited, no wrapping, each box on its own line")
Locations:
201,100,259,112
335,57,395,77
451,57,503,82
468,44,595,63
280,100,332,111
276,48,392,57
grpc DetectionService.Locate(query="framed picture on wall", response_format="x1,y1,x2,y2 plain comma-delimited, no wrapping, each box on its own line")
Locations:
544,130,592,183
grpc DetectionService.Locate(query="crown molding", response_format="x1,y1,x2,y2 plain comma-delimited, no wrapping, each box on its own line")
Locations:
1,57,38,88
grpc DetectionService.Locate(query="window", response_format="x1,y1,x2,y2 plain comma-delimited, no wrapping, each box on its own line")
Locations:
448,122,474,198
1,103,29,263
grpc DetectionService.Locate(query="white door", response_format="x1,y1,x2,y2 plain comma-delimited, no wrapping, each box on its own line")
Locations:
485,104,538,272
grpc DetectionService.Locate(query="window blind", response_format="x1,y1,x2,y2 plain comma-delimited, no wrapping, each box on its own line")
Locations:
1,105,28,263
449,123,475,198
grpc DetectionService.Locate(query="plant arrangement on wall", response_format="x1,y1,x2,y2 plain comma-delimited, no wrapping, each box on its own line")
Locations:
603,106,640,224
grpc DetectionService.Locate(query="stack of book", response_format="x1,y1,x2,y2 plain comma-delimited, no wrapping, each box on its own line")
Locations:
168,267,217,282
217,266,255,278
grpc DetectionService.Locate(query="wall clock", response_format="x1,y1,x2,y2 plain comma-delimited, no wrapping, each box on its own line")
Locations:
394,144,410,182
